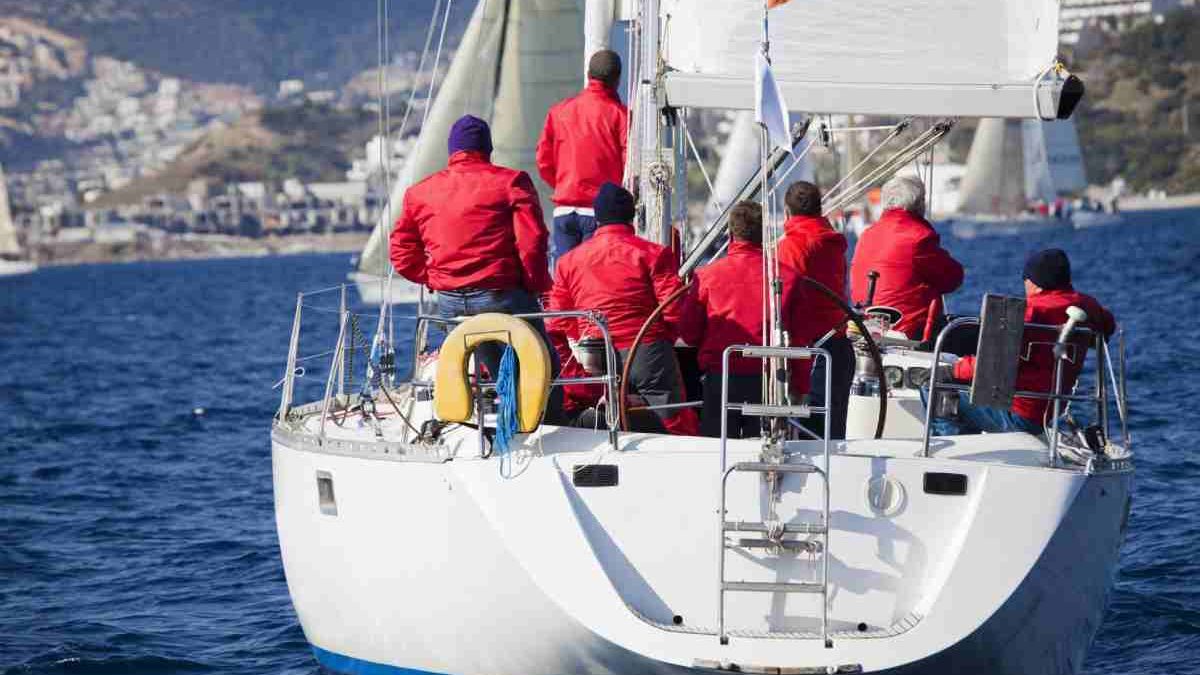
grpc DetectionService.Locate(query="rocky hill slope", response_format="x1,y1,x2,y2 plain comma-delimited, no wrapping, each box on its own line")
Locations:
0,0,453,93
1071,7,1200,193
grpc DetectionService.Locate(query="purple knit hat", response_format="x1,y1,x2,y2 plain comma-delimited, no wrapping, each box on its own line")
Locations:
448,115,493,156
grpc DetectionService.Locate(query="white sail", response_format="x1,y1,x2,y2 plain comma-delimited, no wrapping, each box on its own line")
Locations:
357,0,506,279
704,111,812,225
489,0,584,206
658,0,1063,118
957,118,1027,215
356,0,581,283
1022,119,1087,203
0,163,20,257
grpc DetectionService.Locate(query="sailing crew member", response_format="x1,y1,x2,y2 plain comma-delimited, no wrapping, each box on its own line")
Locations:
547,183,699,436
776,181,854,439
535,49,628,270
679,201,812,439
850,175,964,339
389,114,557,380
932,249,1116,435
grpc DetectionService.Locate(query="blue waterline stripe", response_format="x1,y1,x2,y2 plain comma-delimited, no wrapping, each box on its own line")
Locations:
312,645,450,675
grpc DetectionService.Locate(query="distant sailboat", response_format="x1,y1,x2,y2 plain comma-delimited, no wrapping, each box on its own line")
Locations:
0,163,36,278
352,0,582,305
950,117,1117,237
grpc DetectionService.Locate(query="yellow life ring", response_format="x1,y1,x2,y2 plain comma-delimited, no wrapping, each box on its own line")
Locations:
433,313,552,433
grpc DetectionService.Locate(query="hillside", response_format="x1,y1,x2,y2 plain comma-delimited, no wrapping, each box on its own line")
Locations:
1071,8,1200,193
90,102,378,207
0,0,460,93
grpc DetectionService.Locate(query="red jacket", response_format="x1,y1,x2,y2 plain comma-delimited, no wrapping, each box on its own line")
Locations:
547,223,684,349
850,208,964,338
778,215,849,339
679,240,813,393
953,287,1116,424
536,79,628,208
390,151,552,294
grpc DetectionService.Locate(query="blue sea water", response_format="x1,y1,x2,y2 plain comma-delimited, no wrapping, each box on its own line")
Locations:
1,209,1198,674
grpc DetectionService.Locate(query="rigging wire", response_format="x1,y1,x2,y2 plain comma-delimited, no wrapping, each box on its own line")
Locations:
679,113,721,213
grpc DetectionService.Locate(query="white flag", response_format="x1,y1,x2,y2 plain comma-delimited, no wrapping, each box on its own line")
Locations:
754,52,792,154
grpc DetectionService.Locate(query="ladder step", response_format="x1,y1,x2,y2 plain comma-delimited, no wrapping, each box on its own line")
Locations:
733,462,822,475
724,521,827,535
736,403,811,418
735,346,816,360
734,538,823,553
723,581,825,594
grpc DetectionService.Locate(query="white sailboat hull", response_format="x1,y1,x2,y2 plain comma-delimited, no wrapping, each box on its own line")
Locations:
1071,211,1123,230
349,271,425,306
0,259,36,277
942,215,1070,240
273,416,1130,675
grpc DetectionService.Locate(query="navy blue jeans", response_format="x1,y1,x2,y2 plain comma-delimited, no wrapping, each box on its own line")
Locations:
924,390,1042,436
550,212,598,271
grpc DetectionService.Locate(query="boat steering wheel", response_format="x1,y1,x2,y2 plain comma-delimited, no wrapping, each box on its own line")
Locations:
617,278,888,439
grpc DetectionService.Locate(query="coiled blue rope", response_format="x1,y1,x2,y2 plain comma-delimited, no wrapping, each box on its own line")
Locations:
494,345,519,453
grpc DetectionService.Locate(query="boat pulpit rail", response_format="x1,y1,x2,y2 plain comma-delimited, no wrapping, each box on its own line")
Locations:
276,287,625,452
920,313,1129,465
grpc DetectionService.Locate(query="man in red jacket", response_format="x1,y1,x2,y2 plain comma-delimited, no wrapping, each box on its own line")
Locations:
390,115,555,378
850,175,964,339
679,202,813,438
547,183,698,436
931,249,1116,435
777,181,853,438
535,50,628,270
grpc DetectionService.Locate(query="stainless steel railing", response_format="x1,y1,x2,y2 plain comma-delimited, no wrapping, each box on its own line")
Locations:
920,317,1129,464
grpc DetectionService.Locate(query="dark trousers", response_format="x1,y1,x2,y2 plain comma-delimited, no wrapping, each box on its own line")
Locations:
618,340,694,435
807,334,855,440
432,287,563,422
550,212,598,271
700,372,763,439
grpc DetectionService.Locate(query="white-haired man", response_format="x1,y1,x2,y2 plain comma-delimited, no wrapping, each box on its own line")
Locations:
850,176,963,339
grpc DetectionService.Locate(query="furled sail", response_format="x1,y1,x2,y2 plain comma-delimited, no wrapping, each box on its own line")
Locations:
356,0,582,281
0,163,20,257
957,118,1027,215
658,0,1065,118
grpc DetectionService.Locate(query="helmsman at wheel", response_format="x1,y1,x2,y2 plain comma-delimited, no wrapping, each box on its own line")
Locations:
777,181,854,439
547,183,699,436
850,175,964,340
389,114,557,380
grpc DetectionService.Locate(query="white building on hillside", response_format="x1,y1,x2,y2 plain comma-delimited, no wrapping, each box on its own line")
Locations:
1060,0,1193,44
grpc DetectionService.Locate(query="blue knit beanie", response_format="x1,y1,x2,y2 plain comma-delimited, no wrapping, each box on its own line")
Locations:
594,182,635,224
448,115,493,156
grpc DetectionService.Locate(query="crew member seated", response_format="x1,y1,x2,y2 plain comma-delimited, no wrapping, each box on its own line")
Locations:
850,175,964,340
390,114,558,381
777,181,853,439
679,201,812,439
931,249,1116,435
536,49,628,270
547,183,699,436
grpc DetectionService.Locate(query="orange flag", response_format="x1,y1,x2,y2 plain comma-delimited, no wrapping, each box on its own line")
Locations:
766,0,792,7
